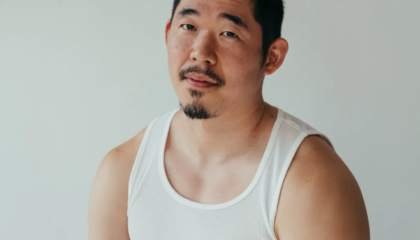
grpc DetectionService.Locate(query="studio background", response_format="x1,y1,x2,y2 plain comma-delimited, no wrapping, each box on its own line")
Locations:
0,0,419,239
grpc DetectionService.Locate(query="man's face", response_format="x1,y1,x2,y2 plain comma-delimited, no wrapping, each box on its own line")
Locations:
166,0,266,119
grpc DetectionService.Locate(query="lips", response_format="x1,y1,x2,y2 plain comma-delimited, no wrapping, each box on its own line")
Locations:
186,73,218,85
186,77,218,88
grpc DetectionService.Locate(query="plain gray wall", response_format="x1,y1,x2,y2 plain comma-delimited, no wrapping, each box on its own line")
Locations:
0,0,419,239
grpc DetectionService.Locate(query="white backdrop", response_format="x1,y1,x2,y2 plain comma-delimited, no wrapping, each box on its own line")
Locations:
0,0,419,239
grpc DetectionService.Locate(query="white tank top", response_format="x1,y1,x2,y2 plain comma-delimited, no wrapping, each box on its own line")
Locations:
127,107,332,240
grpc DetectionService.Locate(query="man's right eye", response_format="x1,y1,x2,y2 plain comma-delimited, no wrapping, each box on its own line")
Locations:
181,24,196,31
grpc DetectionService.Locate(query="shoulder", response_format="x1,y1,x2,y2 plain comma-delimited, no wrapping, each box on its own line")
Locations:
91,125,148,201
88,126,148,240
100,126,148,177
274,136,370,240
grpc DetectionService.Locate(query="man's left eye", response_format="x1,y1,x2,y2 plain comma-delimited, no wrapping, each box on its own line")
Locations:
222,31,238,38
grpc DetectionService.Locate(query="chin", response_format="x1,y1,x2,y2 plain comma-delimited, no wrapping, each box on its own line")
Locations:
179,100,219,120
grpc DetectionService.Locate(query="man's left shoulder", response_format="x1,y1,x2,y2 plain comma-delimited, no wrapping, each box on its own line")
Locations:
275,136,370,240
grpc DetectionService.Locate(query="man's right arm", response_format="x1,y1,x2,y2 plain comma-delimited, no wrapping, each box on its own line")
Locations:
88,127,147,240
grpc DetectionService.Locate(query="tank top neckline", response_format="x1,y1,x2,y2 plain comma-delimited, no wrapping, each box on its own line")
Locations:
158,107,284,210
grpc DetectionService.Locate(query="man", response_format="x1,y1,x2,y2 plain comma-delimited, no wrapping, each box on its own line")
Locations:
88,0,370,239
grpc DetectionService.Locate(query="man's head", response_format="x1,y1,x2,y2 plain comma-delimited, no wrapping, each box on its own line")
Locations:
171,0,285,67
165,0,288,120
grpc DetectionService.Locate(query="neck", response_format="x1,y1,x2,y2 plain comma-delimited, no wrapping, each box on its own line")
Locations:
169,101,278,165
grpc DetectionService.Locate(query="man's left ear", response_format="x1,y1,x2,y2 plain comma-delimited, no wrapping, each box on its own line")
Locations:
263,38,289,75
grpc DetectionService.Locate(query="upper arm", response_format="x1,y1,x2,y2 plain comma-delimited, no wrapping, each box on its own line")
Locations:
88,128,147,240
275,136,370,240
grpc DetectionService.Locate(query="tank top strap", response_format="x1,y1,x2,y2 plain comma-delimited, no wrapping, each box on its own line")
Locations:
258,108,333,234
127,108,179,211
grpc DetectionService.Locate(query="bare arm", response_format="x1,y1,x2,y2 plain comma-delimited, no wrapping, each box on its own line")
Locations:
275,136,370,240
88,128,146,240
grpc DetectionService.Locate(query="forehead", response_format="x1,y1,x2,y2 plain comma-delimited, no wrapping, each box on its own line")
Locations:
175,0,254,20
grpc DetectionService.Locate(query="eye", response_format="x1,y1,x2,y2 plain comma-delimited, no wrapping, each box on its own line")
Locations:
180,24,196,31
221,31,238,39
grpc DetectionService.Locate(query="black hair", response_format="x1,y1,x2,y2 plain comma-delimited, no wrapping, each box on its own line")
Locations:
169,0,285,67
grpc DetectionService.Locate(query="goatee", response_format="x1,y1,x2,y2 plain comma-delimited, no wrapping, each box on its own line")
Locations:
180,101,215,120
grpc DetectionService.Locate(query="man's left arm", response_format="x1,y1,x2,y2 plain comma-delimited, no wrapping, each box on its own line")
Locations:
275,136,370,240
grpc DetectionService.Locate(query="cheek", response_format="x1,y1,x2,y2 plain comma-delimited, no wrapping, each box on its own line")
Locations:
167,37,192,73
220,45,262,85
168,34,192,59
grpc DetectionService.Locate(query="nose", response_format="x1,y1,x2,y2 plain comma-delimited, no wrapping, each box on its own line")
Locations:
190,32,217,65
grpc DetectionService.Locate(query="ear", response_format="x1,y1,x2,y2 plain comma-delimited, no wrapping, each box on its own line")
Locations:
263,38,289,75
165,19,172,46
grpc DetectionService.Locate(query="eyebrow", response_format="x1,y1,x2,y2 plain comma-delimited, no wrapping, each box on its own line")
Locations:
219,13,248,30
177,8,249,30
177,8,200,18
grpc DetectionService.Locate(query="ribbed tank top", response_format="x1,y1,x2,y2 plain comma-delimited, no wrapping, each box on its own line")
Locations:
127,107,332,240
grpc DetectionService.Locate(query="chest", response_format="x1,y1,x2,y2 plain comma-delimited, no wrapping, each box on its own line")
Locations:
127,142,284,240
163,148,262,205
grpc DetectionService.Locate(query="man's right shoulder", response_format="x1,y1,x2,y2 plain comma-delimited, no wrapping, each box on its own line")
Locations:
100,125,148,176
88,126,149,240
91,125,149,197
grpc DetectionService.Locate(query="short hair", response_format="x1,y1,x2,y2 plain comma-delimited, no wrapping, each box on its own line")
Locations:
169,0,285,67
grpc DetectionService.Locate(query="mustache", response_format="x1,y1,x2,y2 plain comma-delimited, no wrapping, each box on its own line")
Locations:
178,66,225,87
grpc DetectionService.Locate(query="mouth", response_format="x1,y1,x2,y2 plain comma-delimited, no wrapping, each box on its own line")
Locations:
179,66,225,88
186,77,218,88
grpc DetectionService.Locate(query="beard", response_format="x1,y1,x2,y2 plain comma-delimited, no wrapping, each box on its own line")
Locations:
177,65,225,120
180,100,216,120
179,88,216,120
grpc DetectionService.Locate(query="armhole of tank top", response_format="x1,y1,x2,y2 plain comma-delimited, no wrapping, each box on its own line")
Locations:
127,117,158,213
267,130,333,239
266,131,307,239
305,130,334,149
